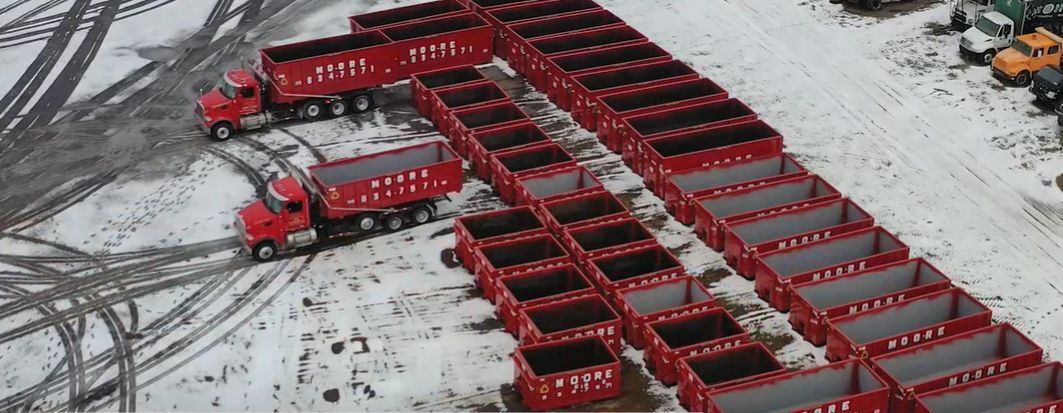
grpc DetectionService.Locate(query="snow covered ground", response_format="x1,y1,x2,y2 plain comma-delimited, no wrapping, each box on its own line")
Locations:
1,0,1062,410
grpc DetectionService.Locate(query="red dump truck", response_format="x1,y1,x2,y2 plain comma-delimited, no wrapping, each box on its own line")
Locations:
235,141,462,261
195,14,493,140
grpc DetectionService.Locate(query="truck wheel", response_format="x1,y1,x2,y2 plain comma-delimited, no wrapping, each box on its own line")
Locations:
356,214,377,232
301,101,325,121
328,100,349,117
1015,71,1032,87
353,94,374,113
1057,114,1063,127
864,0,882,10
210,122,234,141
252,241,277,262
981,50,996,65
411,205,434,225
384,214,404,232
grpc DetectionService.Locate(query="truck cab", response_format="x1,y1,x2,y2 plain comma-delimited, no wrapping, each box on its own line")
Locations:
952,0,994,31
991,28,1063,86
960,11,1015,64
1031,65,1063,107
235,176,315,261
195,70,265,141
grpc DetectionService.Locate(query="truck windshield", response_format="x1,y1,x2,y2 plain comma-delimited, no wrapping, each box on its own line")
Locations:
220,81,236,99
975,17,999,36
264,192,284,214
1013,41,1034,56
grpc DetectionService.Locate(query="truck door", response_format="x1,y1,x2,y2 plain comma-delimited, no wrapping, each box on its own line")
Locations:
1051,45,1062,69
283,201,310,232
997,24,1012,49
237,87,260,115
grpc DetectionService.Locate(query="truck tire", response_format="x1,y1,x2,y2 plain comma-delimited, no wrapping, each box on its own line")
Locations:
863,0,882,10
301,100,325,121
353,94,374,113
980,50,996,65
252,241,277,262
384,214,404,231
1015,71,1032,87
210,122,234,141
356,214,377,232
1057,114,1063,127
411,205,434,225
328,100,349,117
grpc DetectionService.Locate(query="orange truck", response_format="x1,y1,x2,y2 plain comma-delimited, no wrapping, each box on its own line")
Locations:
991,27,1063,86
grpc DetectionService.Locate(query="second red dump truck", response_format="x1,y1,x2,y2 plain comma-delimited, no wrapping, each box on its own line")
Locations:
235,141,463,261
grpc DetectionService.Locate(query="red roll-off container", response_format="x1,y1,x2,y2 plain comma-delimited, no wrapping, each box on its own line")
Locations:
536,190,632,236
503,9,625,75
676,342,786,413
643,308,749,385
348,0,468,32
488,142,577,204
703,359,891,413
471,233,571,303
526,25,648,92
495,263,596,335
483,0,602,58
912,362,1063,413
568,60,701,131
559,217,658,266
541,42,671,108
410,65,485,116
614,276,716,349
379,13,495,75
467,121,552,180
824,288,993,362
453,206,548,271
465,0,536,14
622,100,760,175
789,258,952,346
584,243,686,306
513,335,622,411
430,80,509,132
513,165,604,207
447,100,530,157
518,294,624,355
595,77,729,152
664,153,806,224
753,226,911,312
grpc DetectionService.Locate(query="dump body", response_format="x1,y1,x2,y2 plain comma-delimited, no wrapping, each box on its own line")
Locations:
430,80,509,132
465,0,536,14
664,153,805,224
537,190,632,236
308,141,462,219
693,174,842,250
596,77,729,152
753,226,911,312
615,276,716,349
584,244,686,305
410,65,485,116
568,60,701,130
704,359,890,413
447,100,530,157
560,217,658,266
543,42,672,109
643,308,750,385
723,198,874,277
676,342,786,413
518,294,624,354
873,324,1044,413
378,13,495,75
513,336,622,411
468,121,551,180
483,0,602,57
454,206,548,271
527,25,648,92
912,362,1063,413
503,9,625,74
488,142,577,204
825,288,993,362
514,166,604,207
472,234,571,304
348,0,468,32
622,99,759,174
496,263,596,335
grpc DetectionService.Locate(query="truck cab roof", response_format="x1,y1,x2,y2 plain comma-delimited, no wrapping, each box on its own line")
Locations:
226,70,255,87
982,11,1012,26
1017,32,1060,48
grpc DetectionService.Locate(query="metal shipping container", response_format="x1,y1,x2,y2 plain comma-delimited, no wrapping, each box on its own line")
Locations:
472,233,572,304
543,43,672,110
584,244,686,305
560,217,658,266
488,142,577,204
503,9,625,75
513,165,604,207
348,0,468,32
913,362,1063,413
378,13,495,76
825,288,993,361
465,0,536,14
569,60,701,131
513,335,622,411
526,25,647,92
518,294,624,354
643,308,749,385
536,190,632,236
790,258,952,346
676,342,786,413
621,99,758,175
447,100,530,157
495,263,596,335
454,205,548,271
483,0,601,58
703,359,891,413
596,77,729,152
615,276,716,349
430,80,509,132
468,121,551,180
410,65,485,116
664,153,806,224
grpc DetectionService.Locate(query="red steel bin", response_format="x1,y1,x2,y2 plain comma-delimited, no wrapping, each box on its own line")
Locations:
722,198,874,278
790,258,952,346
348,0,468,32
495,263,596,335
825,288,993,362
664,153,806,223
536,190,632,236
596,77,729,151
472,233,571,303
466,0,536,14
584,243,686,305
676,342,786,413
703,359,891,413
753,226,911,312
912,362,1063,413
447,100,530,157
518,294,624,355
513,165,605,207
410,65,485,117
468,121,552,180
526,25,648,92
693,174,841,251
568,60,701,131
484,0,601,58
379,13,495,75
643,308,749,385
542,42,672,109
503,9,624,74
430,80,509,133
489,142,577,204
560,217,658,266
513,335,622,411
621,100,759,175
872,323,1043,413
615,275,716,349
454,206,548,271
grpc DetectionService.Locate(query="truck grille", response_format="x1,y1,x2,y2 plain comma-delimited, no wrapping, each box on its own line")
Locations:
960,38,972,49
194,102,204,118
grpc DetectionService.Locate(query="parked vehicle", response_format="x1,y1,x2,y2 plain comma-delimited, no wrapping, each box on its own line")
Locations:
643,308,749,385
991,27,1063,85
951,0,995,31
513,165,604,207
615,276,716,349
912,362,1063,413
513,336,622,411
959,0,1063,65
702,359,890,413
495,263,596,334
471,233,571,303
1030,65,1063,109
195,16,493,140
536,191,632,236
235,141,462,261
518,294,624,354
453,205,548,271
676,343,785,413
596,77,728,153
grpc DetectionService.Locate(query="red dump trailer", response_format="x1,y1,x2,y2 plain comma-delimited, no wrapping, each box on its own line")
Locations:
676,343,786,413
595,77,729,151
643,308,749,385
722,198,874,278
471,233,571,303
503,9,625,74
526,25,647,92
825,288,992,362
495,263,596,335
513,165,604,207
663,153,805,225
872,323,1044,413
568,60,701,131
560,217,657,266
703,359,891,413
584,244,686,305
615,276,716,349
446,100,530,157
348,0,468,32
621,100,759,175
430,80,509,133
536,190,632,236
467,121,551,180
518,294,624,354
454,206,548,271
912,362,1063,413
483,0,602,58
543,42,672,109
235,141,462,261
790,258,952,347
693,174,842,250
489,142,577,204
411,65,485,117
513,336,622,411
753,226,911,312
